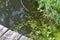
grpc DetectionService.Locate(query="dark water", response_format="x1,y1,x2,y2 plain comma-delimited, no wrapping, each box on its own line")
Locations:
0,0,37,35
0,0,26,27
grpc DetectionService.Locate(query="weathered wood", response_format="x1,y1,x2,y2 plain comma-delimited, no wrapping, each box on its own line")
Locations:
0,25,32,40
0,30,21,40
0,25,8,37
19,36,32,40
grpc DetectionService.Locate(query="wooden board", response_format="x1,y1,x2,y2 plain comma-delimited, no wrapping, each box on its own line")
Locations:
0,25,8,37
0,30,21,40
19,36,32,40
0,25,32,40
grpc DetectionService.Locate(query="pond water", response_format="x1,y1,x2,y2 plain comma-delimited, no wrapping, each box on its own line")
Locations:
0,0,25,27
0,0,37,34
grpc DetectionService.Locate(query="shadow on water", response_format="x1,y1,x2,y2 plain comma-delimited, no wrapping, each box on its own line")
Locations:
0,0,37,34
0,0,25,27
19,25,32,35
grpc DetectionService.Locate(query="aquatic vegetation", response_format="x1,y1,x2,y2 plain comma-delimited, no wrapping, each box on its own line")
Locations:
0,0,60,40
13,0,60,40
27,0,60,40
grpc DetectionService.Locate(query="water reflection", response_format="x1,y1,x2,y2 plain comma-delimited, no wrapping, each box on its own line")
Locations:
0,3,3,8
0,0,35,35
0,0,25,28
9,18,14,25
6,0,9,7
0,14,5,24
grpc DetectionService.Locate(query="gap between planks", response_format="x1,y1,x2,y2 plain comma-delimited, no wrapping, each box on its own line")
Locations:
0,25,32,40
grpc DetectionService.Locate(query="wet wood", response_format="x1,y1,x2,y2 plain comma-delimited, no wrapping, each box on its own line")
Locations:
0,25,32,40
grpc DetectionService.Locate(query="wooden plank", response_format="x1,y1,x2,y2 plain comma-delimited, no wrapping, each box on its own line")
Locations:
0,25,32,40
0,25,4,30
0,25,8,37
0,30,21,40
19,36,33,40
